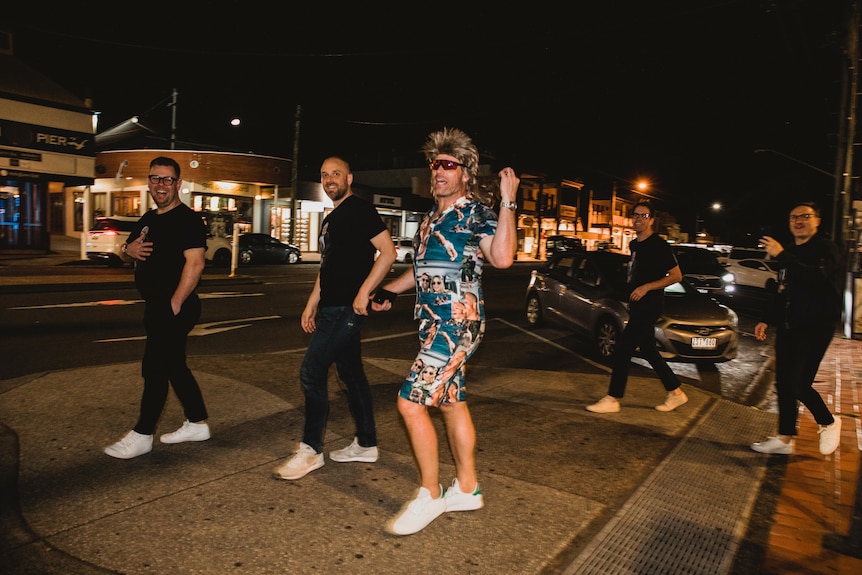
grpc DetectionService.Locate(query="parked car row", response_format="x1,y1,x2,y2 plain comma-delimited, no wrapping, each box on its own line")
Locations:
525,249,739,364
85,217,301,267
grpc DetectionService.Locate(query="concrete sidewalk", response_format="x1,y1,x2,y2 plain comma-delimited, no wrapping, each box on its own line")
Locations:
1,239,861,574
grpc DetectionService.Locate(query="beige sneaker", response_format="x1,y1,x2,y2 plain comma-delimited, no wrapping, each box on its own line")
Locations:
586,395,620,413
273,442,324,480
655,391,688,412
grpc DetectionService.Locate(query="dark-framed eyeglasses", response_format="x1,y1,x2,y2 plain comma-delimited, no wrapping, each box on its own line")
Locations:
789,213,817,221
429,159,466,171
632,212,652,220
148,175,178,185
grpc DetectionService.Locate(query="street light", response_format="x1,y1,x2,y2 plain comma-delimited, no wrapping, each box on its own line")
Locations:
694,202,722,242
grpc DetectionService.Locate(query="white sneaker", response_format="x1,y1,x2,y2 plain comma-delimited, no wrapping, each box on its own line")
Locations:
751,436,793,455
586,395,620,413
160,420,210,444
818,417,842,455
330,437,379,463
387,486,446,535
105,430,153,459
273,442,324,480
655,391,688,412
444,478,484,512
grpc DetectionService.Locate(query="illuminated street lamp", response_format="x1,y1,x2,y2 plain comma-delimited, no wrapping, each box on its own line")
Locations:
695,202,722,242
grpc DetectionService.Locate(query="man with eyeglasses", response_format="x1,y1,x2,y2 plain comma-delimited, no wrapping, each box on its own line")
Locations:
587,200,689,414
272,156,397,480
104,156,211,459
750,201,843,456
371,127,518,535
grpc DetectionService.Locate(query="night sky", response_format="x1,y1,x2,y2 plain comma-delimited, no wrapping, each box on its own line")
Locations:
2,1,852,245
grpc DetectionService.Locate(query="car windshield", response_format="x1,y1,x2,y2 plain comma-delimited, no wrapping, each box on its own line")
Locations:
664,282,689,294
673,249,722,274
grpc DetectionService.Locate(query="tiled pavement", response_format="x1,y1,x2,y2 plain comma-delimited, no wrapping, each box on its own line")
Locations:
759,336,862,574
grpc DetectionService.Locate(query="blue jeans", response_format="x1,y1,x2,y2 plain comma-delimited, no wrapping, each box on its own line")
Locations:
299,306,376,453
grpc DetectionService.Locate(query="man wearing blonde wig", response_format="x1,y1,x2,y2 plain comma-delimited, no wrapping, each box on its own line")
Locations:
371,127,519,535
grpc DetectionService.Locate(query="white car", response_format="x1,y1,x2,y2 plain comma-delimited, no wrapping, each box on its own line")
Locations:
392,237,414,263
85,216,139,267
724,258,778,290
206,235,233,267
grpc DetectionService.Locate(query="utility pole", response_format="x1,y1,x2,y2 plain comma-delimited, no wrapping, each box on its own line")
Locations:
824,4,862,558
289,104,301,246
170,89,177,150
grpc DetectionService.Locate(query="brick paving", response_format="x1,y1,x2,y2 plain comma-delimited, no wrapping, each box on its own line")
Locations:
760,336,862,574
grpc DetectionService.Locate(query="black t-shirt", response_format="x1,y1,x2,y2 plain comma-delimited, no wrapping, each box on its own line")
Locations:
628,233,678,312
129,203,207,301
318,194,387,307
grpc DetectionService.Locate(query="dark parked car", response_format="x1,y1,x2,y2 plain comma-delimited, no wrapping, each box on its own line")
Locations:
671,245,736,299
545,235,584,258
524,250,739,363
237,233,301,265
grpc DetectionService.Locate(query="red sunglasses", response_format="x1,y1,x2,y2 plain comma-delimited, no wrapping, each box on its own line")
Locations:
429,159,466,171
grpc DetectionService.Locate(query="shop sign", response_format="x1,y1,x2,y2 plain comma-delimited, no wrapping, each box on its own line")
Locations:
0,119,93,156
373,194,402,208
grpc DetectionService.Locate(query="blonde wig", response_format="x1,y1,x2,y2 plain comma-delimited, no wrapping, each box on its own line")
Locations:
422,127,495,206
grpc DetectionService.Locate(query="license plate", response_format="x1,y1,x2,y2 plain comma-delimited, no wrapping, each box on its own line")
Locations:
691,337,717,349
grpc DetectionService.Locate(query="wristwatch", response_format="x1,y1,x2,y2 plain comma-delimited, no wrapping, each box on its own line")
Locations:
500,201,517,211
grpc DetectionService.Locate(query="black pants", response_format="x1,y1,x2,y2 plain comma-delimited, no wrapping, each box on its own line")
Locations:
775,323,836,436
134,294,208,435
608,307,681,398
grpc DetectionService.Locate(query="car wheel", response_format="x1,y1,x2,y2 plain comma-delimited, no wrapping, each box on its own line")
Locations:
765,278,777,292
287,251,299,264
404,253,413,264
240,250,253,265
212,248,230,267
525,293,543,326
107,255,124,268
595,317,619,359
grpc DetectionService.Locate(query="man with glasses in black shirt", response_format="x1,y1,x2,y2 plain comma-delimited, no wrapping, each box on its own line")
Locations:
104,156,211,459
587,200,689,414
751,201,843,455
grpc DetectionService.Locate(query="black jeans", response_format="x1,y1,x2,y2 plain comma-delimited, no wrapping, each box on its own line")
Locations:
134,294,208,435
608,307,681,398
299,306,376,453
775,323,836,436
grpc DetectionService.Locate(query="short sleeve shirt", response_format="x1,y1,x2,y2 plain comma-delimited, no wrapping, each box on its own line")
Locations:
131,203,207,302
628,233,678,312
318,194,387,307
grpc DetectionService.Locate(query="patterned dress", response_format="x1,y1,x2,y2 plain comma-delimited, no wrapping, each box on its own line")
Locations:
398,197,497,406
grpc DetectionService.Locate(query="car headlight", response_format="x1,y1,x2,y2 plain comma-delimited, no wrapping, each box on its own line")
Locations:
726,307,739,328
722,272,735,283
